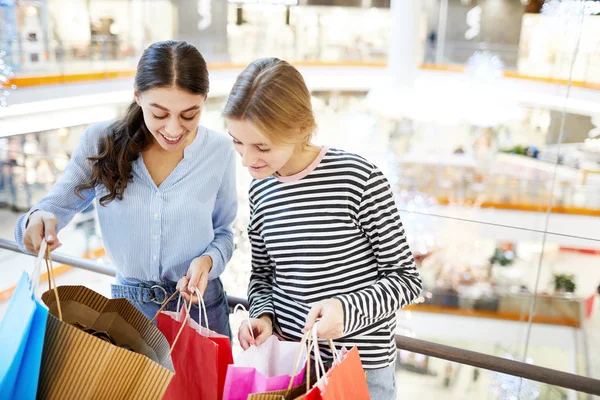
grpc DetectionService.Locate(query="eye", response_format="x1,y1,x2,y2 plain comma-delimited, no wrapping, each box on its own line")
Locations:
232,139,242,146
153,114,168,120
181,114,198,121
257,147,270,153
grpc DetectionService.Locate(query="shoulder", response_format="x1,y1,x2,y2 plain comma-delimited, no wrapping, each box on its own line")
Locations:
82,121,114,143
321,147,376,177
76,120,115,155
203,127,235,156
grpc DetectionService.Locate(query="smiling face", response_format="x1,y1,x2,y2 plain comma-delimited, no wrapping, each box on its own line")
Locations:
135,86,206,152
226,118,297,180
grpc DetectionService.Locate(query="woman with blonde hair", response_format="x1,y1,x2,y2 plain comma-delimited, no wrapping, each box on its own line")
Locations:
224,58,422,399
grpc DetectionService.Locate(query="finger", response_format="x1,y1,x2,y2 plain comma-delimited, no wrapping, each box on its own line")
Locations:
317,323,331,339
187,268,202,293
255,326,271,346
176,277,189,292
181,291,192,303
197,274,208,296
49,241,63,252
42,216,58,244
29,230,43,254
238,328,251,350
23,233,35,254
303,304,323,333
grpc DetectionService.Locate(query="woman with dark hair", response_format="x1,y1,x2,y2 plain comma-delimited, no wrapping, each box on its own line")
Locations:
15,40,237,337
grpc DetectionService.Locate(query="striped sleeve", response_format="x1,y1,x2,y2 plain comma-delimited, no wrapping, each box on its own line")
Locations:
247,198,276,319
334,167,422,335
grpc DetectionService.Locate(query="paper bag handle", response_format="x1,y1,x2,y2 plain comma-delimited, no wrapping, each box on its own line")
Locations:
232,304,255,342
30,239,48,295
277,330,311,395
147,289,192,355
150,290,180,324
168,297,194,355
42,242,63,321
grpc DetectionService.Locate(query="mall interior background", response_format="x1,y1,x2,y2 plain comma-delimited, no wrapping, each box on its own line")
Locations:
1,0,600,399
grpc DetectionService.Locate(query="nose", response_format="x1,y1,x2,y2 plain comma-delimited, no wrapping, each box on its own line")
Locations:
241,147,258,168
164,117,184,137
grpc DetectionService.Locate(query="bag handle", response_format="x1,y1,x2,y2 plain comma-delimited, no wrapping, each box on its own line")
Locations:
280,330,311,395
232,304,255,342
150,290,180,324
169,296,193,355
30,239,48,295
151,288,211,355
311,324,328,384
40,242,63,322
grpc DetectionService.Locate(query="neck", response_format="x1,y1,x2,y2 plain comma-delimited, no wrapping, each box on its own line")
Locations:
277,143,322,177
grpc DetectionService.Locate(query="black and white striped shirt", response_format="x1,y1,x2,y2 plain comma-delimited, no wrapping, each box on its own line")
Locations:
247,147,422,369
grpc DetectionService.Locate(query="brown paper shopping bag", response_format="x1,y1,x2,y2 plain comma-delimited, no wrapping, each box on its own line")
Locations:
38,284,174,400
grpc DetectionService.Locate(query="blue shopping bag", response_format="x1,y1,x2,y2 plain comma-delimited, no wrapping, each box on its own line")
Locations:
0,242,50,400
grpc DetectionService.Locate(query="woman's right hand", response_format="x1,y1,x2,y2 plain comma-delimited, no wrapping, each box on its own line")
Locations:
238,315,273,350
23,211,62,253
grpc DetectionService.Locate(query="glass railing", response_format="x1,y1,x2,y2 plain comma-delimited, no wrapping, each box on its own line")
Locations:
1,238,599,399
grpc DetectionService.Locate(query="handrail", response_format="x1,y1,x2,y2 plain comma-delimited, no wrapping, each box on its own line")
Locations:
0,238,250,310
1,238,599,395
396,336,599,395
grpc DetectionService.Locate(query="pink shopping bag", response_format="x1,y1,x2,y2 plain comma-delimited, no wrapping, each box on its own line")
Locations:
223,307,307,400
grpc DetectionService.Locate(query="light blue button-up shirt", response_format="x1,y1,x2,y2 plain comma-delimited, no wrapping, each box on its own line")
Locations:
15,121,237,283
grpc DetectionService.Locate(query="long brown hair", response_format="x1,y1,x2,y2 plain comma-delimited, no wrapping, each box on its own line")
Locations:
222,58,316,146
75,40,209,205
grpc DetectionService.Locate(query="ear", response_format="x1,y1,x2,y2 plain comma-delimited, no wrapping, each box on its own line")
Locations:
133,88,141,106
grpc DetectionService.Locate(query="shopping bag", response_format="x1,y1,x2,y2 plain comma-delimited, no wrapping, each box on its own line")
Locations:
157,288,233,400
38,258,174,400
247,330,314,400
223,305,307,400
301,325,370,400
0,241,51,399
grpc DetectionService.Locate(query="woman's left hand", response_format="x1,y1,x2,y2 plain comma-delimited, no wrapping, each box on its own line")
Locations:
177,256,213,303
303,298,345,339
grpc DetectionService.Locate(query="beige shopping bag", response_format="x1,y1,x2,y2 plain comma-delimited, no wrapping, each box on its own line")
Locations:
38,284,174,400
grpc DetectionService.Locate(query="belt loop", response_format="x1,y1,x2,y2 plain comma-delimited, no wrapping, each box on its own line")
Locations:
150,285,168,304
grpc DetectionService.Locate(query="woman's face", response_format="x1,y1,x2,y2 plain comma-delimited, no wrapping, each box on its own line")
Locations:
226,118,296,180
135,86,206,152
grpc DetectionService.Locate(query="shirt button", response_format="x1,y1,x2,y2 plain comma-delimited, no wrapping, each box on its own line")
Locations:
154,213,159,219
155,192,160,197
153,256,158,261
154,235,159,241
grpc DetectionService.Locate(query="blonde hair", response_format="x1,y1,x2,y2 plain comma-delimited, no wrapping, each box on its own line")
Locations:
222,58,317,146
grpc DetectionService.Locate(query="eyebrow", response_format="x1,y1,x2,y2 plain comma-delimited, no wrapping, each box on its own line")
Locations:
149,103,200,113
228,132,269,147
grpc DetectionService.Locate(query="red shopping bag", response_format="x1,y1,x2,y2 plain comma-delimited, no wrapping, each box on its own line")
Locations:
317,347,369,400
300,325,370,400
157,290,233,400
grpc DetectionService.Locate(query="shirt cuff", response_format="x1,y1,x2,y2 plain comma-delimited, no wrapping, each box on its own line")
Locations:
19,208,40,253
203,248,224,280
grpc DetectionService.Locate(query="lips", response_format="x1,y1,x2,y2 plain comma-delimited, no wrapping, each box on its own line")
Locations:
160,132,183,145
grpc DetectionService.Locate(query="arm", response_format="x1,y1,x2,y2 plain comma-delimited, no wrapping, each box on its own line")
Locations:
247,226,276,319
14,125,102,252
334,167,423,335
204,148,238,280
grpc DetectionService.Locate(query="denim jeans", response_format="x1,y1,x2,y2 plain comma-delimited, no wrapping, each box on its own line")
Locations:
110,275,232,340
366,363,397,400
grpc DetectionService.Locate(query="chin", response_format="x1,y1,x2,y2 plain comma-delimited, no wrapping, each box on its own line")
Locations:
249,168,274,180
